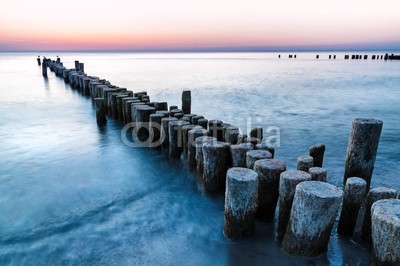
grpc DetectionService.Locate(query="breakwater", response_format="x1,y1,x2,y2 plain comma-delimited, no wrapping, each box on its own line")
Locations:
39,56,400,263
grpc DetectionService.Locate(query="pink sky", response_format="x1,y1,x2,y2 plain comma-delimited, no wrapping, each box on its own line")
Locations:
1,0,400,51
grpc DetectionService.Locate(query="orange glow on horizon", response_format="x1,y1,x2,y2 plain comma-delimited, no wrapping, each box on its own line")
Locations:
1,0,400,50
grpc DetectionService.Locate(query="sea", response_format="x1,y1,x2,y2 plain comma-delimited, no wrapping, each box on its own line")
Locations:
0,51,399,265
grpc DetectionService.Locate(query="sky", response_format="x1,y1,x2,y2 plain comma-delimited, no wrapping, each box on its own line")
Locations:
0,0,400,51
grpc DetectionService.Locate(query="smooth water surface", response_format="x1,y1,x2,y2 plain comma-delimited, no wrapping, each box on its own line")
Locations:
1,52,399,265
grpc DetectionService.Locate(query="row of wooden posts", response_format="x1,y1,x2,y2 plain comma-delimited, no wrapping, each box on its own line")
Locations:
277,53,400,60
39,57,400,263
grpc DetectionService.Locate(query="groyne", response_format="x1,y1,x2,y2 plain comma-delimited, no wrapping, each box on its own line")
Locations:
39,56,399,263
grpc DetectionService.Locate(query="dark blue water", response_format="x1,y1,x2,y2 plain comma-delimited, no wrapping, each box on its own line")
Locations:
0,52,399,265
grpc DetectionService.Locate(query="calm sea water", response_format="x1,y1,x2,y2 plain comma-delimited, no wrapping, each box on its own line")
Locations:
0,52,399,265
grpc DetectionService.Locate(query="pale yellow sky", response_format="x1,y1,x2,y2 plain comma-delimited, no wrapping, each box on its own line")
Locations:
1,0,399,50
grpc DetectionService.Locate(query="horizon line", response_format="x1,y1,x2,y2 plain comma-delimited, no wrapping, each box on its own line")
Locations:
1,48,400,53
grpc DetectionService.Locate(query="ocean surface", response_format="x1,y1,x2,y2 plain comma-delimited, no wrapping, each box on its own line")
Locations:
0,52,399,265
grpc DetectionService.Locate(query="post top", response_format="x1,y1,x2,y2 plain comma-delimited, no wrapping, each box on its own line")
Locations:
231,143,253,150
309,167,327,175
372,199,400,226
247,149,272,159
169,120,190,127
195,136,217,145
297,155,313,162
254,159,286,171
281,170,311,181
297,181,343,199
227,167,258,182
203,140,230,149
161,117,178,122
353,118,383,125
346,177,367,186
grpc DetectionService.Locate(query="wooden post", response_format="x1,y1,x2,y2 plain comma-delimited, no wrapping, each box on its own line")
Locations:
246,149,272,169
182,90,191,114
253,159,286,222
202,141,231,193
277,170,312,237
224,167,258,240
361,187,397,242
337,177,367,235
371,199,400,264
343,118,383,190
282,181,343,256
94,98,106,126
296,155,313,172
42,62,47,77
309,144,325,167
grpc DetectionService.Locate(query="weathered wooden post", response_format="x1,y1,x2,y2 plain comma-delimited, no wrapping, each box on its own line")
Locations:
74,60,79,70
42,62,47,77
182,124,201,159
195,136,217,178
282,181,343,256
230,143,253,167
224,126,240,144
161,117,178,148
202,141,231,193
224,167,258,240
94,98,106,126
135,106,155,142
253,159,286,222
128,102,145,123
187,128,208,168
296,155,313,172
361,187,397,242
156,110,170,118
309,144,325,167
170,108,183,118
183,114,196,123
37,56,41,65
209,120,223,141
246,150,272,169
197,118,208,129
371,199,400,264
308,167,327,182
255,143,275,158
149,113,164,146
168,121,190,158
153,102,167,111
79,63,84,73
182,90,191,114
343,118,383,190
122,97,139,123
192,115,204,125
250,127,263,140
337,177,367,235
277,170,312,236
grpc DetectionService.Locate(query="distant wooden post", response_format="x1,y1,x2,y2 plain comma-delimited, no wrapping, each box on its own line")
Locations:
79,63,84,73
42,62,47,77
316,55,319,59
182,90,191,114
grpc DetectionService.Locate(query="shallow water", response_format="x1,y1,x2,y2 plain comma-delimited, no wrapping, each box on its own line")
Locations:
0,52,399,265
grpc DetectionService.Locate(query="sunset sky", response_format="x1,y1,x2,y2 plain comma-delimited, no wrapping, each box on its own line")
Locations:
1,0,400,51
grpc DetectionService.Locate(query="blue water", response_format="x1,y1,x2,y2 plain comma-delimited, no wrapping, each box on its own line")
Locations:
0,52,399,265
